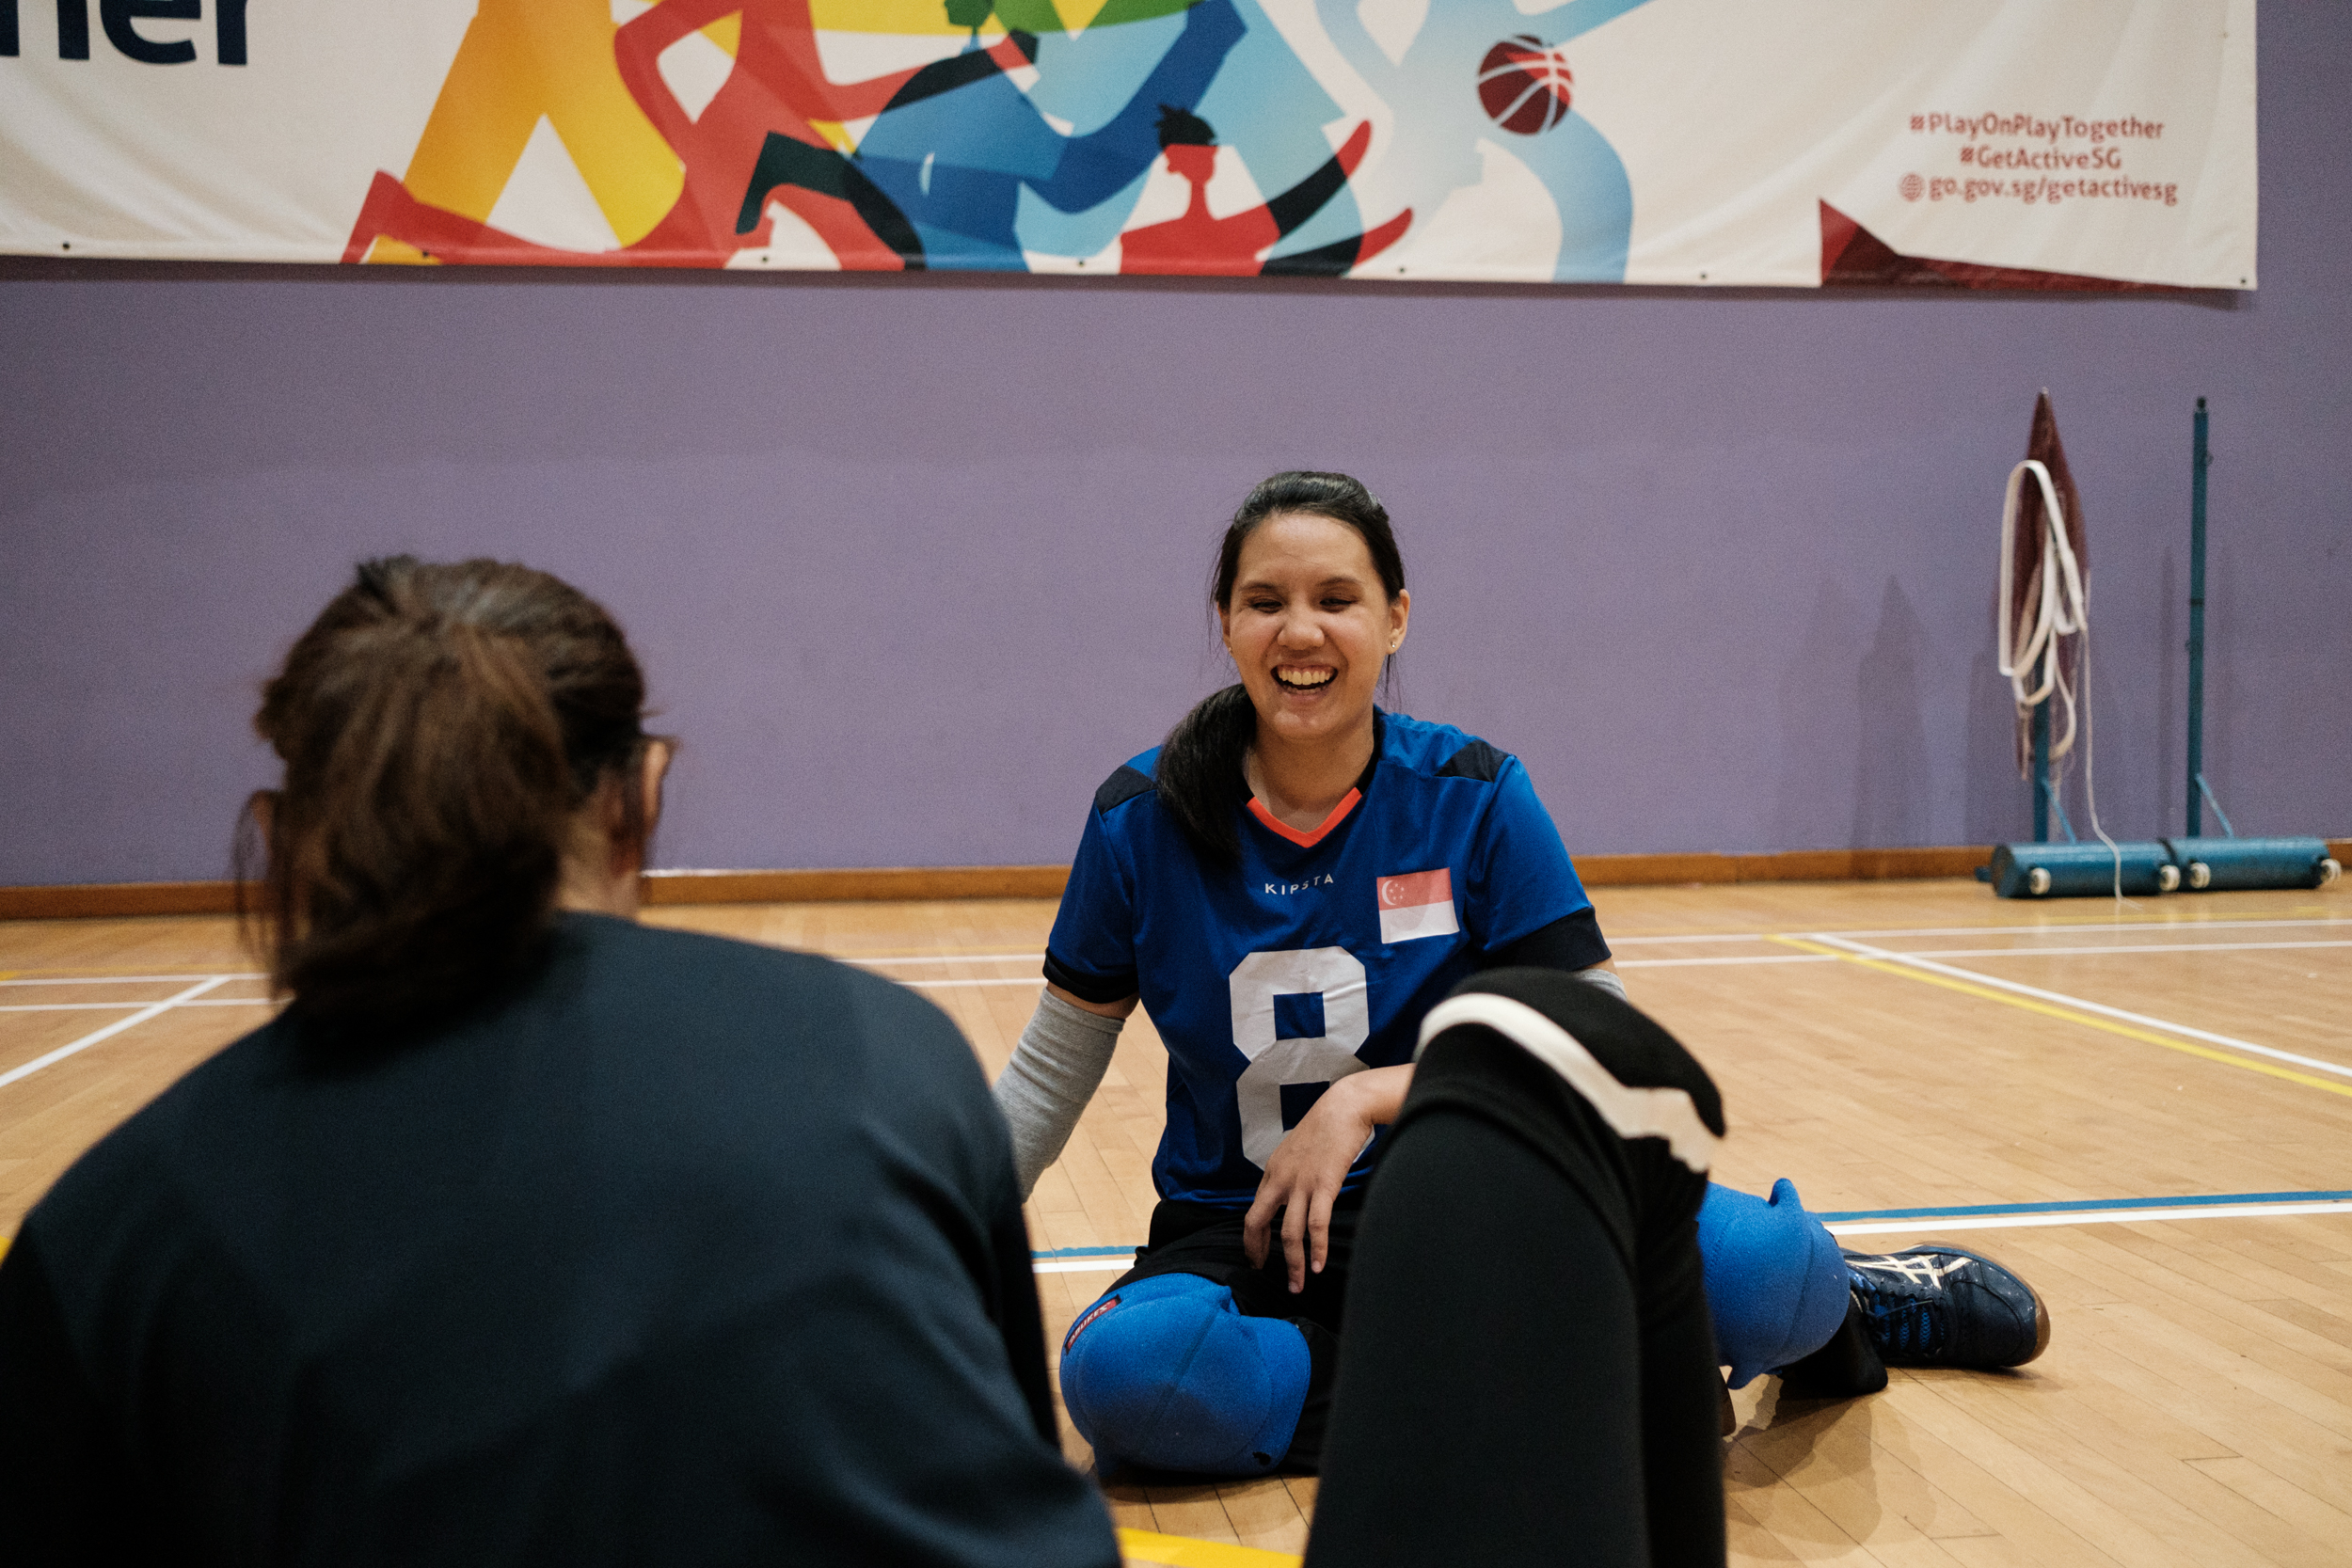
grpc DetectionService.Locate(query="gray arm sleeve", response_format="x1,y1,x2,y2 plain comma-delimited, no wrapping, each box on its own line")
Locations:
993,990,1124,1202
1574,965,1629,1006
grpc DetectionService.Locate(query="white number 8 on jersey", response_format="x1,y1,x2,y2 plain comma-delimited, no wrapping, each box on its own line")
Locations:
1229,947,1371,1168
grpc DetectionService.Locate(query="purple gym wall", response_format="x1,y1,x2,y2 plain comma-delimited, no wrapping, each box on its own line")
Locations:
3,9,2345,888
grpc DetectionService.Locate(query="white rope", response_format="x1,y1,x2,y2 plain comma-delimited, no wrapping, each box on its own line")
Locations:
1997,451,2127,903
2079,623,2134,909
1995,458,2088,760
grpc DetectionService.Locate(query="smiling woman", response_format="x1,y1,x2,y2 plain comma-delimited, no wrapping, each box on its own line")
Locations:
1161,472,1409,858
989,470,2051,1554
991,471,1659,1476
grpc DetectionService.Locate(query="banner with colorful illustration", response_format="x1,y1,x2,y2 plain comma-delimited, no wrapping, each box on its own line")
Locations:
0,0,2256,289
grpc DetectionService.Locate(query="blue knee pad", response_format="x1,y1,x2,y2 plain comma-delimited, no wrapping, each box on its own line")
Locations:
1698,1178,1852,1387
1058,1273,1311,1476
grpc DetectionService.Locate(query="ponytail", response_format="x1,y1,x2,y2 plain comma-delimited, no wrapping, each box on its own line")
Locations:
242,557,651,1040
1156,684,1256,863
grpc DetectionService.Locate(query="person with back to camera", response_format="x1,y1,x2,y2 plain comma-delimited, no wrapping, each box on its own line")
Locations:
994,472,2052,1522
0,558,1119,1568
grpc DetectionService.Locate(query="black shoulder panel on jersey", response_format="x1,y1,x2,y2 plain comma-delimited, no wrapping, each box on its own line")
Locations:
1433,738,1506,783
1093,765,1156,816
1042,951,1139,1006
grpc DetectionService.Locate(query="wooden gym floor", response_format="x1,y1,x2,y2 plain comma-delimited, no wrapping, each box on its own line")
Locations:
3,878,2348,1568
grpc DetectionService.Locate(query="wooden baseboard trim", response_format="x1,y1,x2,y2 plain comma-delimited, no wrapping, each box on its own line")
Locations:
638,866,1072,905
8,842,2342,919
1573,846,1996,886
0,868,1078,920
0,881,245,920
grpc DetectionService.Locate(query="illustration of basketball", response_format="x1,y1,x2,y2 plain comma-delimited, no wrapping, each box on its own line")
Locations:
1476,36,1574,135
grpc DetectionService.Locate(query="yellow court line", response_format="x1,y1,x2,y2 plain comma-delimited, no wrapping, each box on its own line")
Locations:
1938,908,2347,930
1119,1529,1300,1568
1606,909,2349,946
1769,936,2352,1100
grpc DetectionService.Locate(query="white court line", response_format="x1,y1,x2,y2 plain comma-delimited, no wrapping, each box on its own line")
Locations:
0,998,274,1012
0,976,232,1089
1828,1200,2352,1235
1,1003,190,1013
1820,917,2348,942
1626,940,2352,968
898,936,2352,987
1807,932,2352,1081
847,954,1044,967
15,934,2337,1002
0,973,265,987
1619,955,1839,969
1034,1201,2352,1271
18,923,2343,992
1887,939,2352,959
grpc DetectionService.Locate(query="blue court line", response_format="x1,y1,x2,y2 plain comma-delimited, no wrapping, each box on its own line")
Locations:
1029,1190,2352,1258
1813,1190,2352,1222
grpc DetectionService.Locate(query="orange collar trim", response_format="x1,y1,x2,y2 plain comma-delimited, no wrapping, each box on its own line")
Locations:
1247,788,1362,849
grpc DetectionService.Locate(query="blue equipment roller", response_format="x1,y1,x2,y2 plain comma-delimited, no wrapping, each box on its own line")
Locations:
2163,837,2341,893
1989,841,2177,899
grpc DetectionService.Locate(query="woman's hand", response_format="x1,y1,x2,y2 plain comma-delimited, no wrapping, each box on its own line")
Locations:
1243,1063,1412,1291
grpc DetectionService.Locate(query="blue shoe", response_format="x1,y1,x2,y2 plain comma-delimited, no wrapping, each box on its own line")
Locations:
1841,1242,2051,1369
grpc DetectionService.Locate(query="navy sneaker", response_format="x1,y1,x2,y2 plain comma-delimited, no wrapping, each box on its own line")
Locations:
1842,1242,2051,1369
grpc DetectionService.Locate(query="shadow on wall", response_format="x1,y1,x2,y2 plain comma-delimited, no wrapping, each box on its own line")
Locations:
1963,585,2020,847
1851,578,1931,847
1772,578,1864,851
2155,547,2177,833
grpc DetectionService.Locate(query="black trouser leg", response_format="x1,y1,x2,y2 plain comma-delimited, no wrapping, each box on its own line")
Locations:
1304,1104,1724,1567
1637,1196,1730,1565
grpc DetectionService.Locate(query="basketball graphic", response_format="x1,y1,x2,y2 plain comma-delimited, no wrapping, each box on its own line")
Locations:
1477,36,1575,135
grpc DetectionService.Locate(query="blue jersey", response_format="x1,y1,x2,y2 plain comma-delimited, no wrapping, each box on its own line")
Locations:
1044,712,1597,1208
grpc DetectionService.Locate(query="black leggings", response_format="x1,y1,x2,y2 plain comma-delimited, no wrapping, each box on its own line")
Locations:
1305,988,1727,1568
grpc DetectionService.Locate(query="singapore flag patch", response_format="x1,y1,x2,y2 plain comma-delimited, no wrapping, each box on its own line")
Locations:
1376,867,1459,943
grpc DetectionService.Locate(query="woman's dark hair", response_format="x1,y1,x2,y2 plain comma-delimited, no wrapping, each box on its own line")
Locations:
237,557,654,1039
1158,471,1406,862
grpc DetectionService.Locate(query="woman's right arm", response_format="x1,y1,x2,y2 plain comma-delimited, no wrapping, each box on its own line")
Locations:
992,984,1138,1202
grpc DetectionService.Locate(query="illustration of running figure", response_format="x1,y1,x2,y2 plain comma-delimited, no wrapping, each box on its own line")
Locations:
740,0,1244,271
1116,106,1409,277
343,0,1028,268
341,0,679,265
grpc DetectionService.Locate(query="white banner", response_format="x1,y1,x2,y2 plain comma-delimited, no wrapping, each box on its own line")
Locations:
0,0,2256,288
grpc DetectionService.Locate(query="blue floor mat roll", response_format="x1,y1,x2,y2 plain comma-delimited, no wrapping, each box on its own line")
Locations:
2162,837,2342,892
1988,841,2179,898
